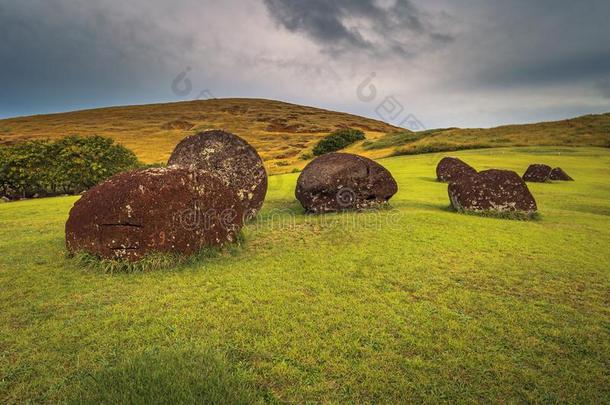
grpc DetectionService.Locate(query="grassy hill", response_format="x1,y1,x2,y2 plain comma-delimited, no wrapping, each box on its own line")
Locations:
1,147,609,402
1,98,609,174
0,98,400,174
363,113,610,157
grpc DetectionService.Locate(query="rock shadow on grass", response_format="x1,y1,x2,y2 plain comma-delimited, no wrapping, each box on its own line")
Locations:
65,346,272,404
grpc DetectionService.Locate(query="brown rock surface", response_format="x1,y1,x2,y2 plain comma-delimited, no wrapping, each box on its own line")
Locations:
448,169,537,215
522,164,552,182
168,130,267,220
436,157,477,183
66,167,245,261
549,167,574,181
296,153,398,213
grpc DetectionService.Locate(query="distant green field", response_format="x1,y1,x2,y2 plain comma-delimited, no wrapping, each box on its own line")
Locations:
1,147,609,403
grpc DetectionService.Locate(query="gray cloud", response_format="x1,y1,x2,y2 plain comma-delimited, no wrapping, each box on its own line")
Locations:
438,0,610,91
262,0,453,57
0,0,197,117
598,79,610,99
0,0,608,127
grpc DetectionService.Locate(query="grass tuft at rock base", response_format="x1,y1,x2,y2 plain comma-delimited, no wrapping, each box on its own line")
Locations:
70,232,245,273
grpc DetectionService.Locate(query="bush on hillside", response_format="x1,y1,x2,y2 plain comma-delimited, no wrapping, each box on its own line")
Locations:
393,142,492,156
0,135,140,200
312,128,365,156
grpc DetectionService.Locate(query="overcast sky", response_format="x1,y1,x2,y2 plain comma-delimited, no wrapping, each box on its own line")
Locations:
1,0,609,128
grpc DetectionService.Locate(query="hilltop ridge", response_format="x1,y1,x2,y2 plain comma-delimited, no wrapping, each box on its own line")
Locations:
1,98,608,173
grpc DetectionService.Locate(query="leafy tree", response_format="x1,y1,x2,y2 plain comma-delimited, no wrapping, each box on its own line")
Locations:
0,140,53,198
0,136,140,199
51,136,139,193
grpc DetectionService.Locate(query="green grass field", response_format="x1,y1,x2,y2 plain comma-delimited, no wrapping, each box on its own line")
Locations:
1,147,609,403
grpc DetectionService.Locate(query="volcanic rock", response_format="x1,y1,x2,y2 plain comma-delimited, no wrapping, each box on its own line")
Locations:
522,164,552,182
549,167,574,181
448,169,537,215
436,157,477,183
65,167,245,261
295,153,398,213
168,130,267,220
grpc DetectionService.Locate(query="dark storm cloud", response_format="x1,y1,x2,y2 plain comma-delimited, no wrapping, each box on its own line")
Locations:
0,0,194,117
442,0,610,92
0,0,608,126
262,0,453,56
477,52,610,89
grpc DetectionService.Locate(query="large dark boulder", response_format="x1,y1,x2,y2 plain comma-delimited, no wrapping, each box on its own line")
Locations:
448,169,537,215
522,164,552,182
436,157,477,183
295,153,398,213
168,130,267,220
66,167,245,261
549,167,574,181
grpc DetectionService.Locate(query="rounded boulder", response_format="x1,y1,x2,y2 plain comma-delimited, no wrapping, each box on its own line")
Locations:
295,153,398,213
522,164,552,182
436,157,477,183
65,167,245,261
448,169,537,215
549,167,573,181
168,130,267,220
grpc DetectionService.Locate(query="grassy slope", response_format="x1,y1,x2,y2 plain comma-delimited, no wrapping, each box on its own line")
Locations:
363,113,610,157
1,147,609,403
1,98,608,174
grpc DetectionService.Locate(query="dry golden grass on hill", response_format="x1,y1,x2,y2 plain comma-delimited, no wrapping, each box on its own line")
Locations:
0,98,399,174
382,113,610,155
1,97,608,174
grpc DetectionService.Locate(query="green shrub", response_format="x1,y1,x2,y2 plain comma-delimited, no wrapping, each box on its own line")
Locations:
312,128,365,156
0,135,140,199
393,143,492,156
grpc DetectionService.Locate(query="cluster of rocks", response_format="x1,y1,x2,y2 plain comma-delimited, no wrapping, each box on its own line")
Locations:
437,157,537,216
437,157,574,217
522,164,573,182
66,130,267,261
66,129,400,262
66,126,577,262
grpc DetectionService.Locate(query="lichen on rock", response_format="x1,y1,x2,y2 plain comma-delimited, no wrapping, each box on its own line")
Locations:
295,152,398,213
168,130,267,220
436,157,477,183
448,169,537,217
65,167,245,261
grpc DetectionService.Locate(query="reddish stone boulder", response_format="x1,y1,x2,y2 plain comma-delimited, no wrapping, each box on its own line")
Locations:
66,167,245,261
522,164,552,182
436,157,477,183
549,167,574,181
448,169,537,215
168,130,267,220
296,153,398,213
